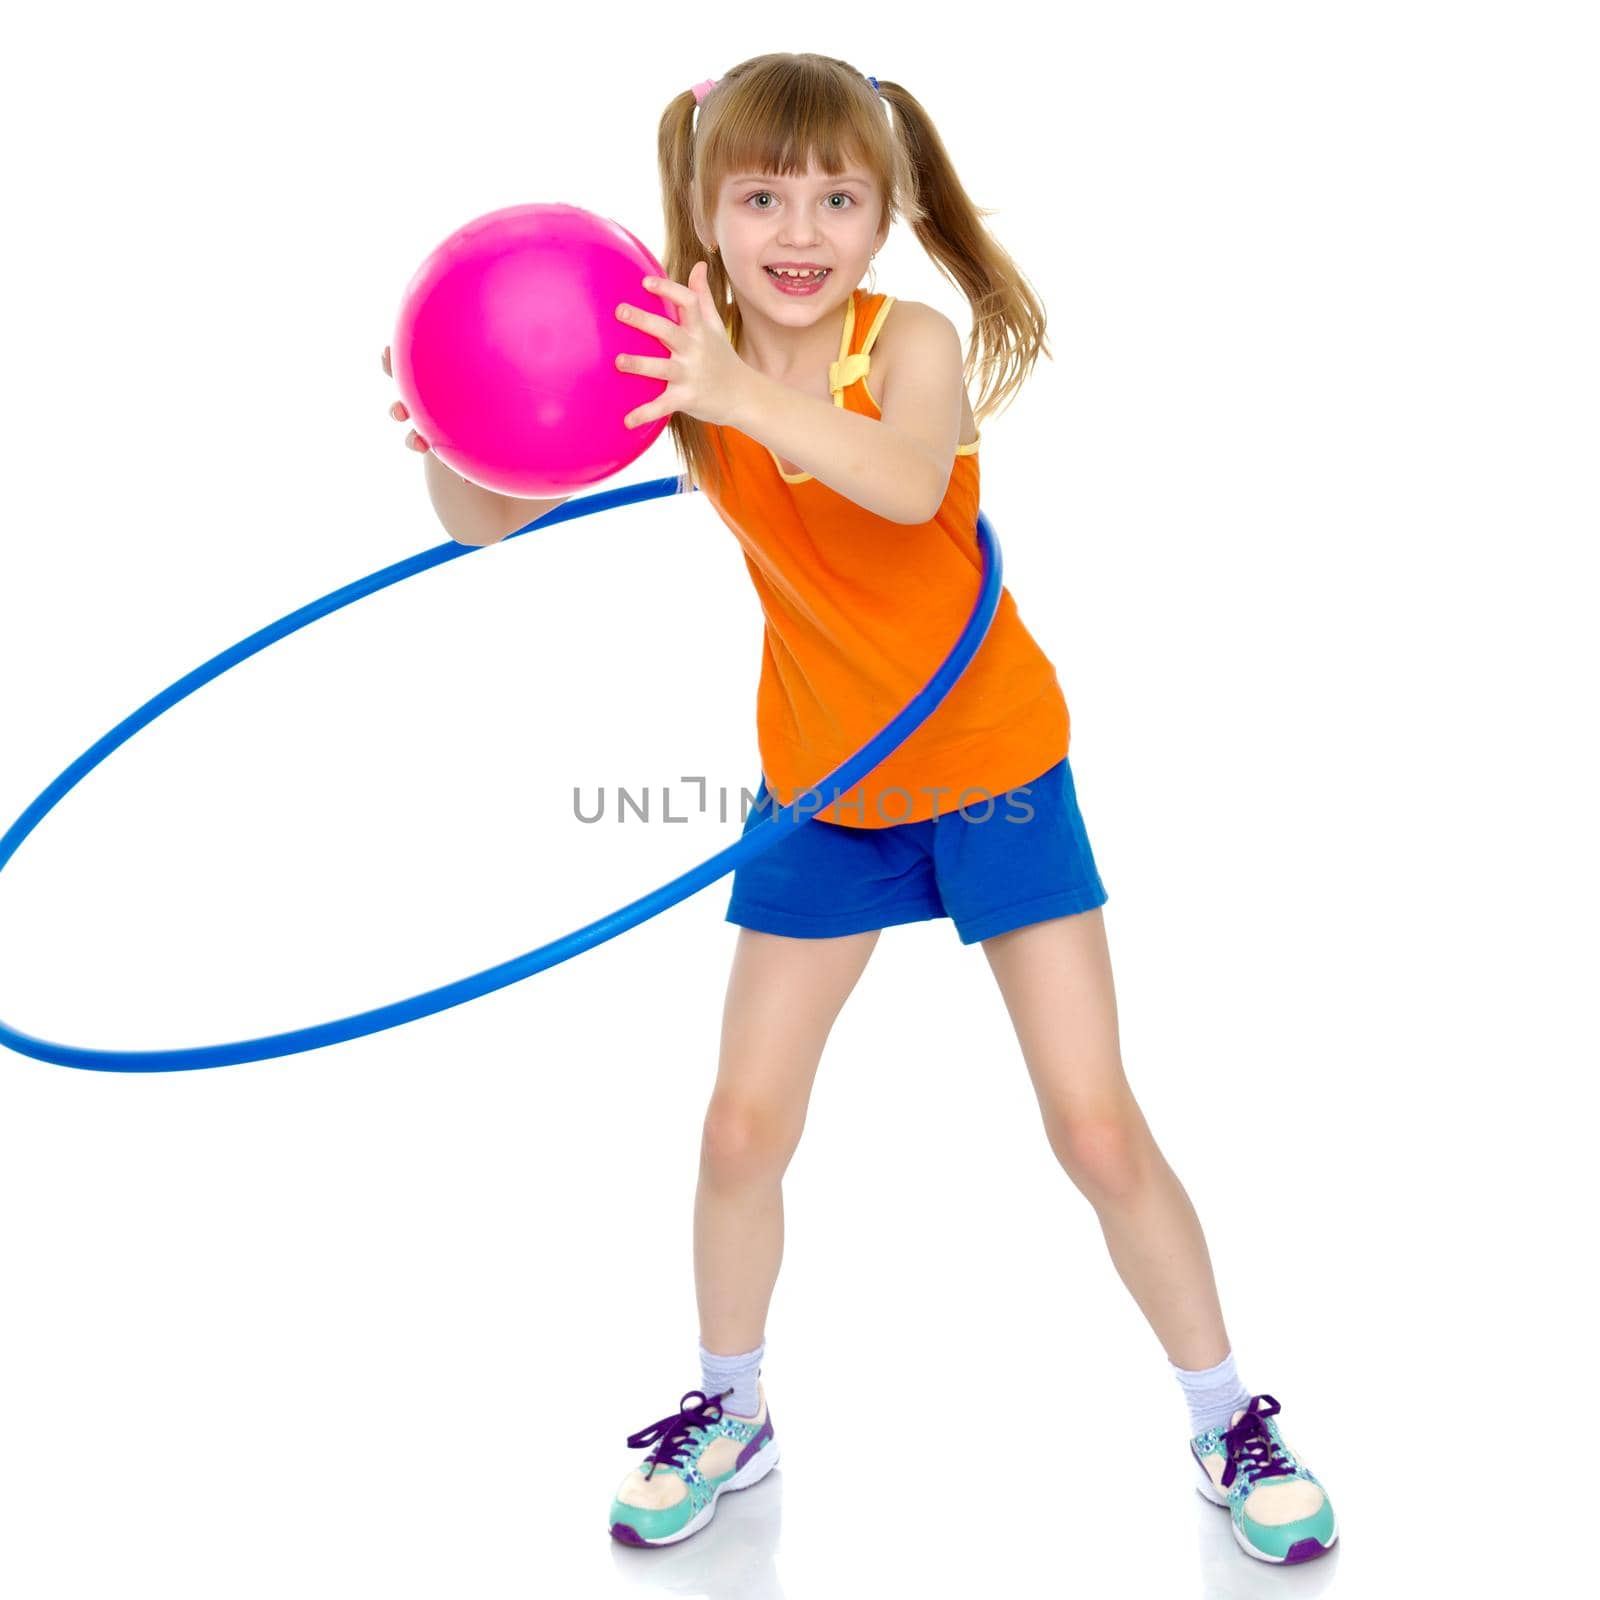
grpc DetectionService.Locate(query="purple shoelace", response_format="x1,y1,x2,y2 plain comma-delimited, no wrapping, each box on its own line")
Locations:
1218,1394,1298,1491
627,1387,735,1481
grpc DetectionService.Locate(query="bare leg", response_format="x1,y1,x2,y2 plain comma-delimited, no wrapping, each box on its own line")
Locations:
983,908,1232,1371
695,925,881,1355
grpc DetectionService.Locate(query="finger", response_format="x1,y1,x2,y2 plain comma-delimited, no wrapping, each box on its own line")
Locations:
382,345,391,375
693,261,724,325
615,352,670,379
390,401,409,420
626,403,676,429
640,273,688,306
615,300,681,345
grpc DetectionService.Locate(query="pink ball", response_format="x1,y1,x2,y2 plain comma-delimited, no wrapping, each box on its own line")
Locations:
391,203,678,497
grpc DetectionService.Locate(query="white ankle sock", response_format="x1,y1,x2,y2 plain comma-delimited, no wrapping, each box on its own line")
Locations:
1170,1348,1252,1437
698,1340,764,1418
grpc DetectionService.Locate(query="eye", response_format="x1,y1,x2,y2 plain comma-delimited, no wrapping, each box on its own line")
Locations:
744,191,857,210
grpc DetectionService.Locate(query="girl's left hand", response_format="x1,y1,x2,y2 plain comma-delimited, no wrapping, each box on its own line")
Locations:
615,261,753,431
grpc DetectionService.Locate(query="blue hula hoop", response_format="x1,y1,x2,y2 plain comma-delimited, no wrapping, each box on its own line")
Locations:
0,475,1003,1074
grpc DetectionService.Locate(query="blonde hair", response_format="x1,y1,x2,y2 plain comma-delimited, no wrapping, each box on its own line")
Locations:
655,52,1051,502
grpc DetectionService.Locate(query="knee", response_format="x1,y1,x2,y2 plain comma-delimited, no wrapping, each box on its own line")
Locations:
700,1098,796,1183
1046,1103,1155,1200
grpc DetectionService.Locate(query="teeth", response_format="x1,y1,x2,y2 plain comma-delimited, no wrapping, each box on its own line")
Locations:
769,267,827,279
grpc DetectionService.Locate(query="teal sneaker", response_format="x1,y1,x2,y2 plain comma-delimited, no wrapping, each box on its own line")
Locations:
1190,1393,1338,1563
608,1380,779,1547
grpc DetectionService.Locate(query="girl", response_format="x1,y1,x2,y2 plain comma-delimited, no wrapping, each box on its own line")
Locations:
392,53,1338,1566
612,55,1339,1565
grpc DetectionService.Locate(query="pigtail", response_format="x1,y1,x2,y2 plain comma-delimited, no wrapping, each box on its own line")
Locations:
657,85,731,502
873,79,1051,428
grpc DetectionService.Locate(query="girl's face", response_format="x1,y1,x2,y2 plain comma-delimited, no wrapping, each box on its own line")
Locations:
711,158,888,324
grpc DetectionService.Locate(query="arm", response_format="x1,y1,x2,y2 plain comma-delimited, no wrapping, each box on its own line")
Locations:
423,451,568,545
725,302,965,525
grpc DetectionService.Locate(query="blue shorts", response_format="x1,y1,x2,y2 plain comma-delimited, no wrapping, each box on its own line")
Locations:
724,754,1108,944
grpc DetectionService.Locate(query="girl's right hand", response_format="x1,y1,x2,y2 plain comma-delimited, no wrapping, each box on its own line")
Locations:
381,345,431,453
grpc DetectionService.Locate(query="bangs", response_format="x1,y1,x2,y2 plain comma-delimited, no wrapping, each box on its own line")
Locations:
719,132,873,183
699,71,890,200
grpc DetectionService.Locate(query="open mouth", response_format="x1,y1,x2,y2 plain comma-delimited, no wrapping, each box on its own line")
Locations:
764,267,831,295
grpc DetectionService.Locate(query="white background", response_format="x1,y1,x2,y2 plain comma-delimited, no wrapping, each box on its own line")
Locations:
1,3,1594,1596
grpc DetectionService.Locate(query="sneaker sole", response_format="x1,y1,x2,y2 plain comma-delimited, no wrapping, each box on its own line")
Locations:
1192,1451,1339,1564
609,1438,781,1547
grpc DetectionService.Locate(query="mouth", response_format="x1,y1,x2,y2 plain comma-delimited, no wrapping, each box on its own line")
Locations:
764,266,831,296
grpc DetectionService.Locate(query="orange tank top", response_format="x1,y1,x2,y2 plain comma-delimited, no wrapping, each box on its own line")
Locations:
697,287,1070,828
